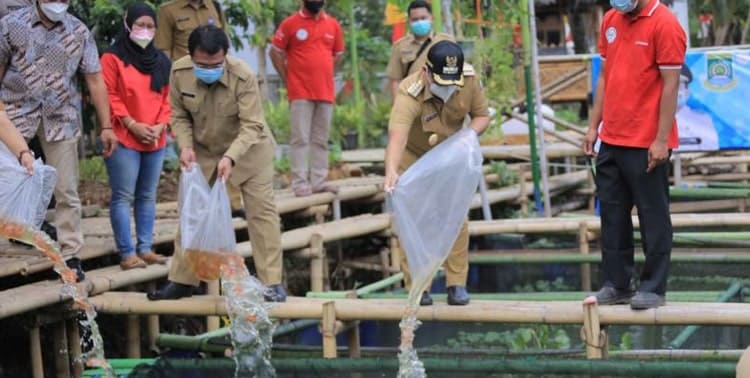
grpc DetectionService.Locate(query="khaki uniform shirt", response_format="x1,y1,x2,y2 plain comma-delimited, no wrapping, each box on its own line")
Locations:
155,0,224,60
386,32,453,80
170,55,273,185
389,65,489,167
0,0,31,19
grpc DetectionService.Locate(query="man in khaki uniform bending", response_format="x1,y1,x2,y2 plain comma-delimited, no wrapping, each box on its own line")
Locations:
148,25,286,302
155,0,246,217
386,0,453,99
385,40,490,306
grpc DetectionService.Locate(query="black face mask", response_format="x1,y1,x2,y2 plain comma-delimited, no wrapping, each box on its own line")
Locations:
303,0,324,14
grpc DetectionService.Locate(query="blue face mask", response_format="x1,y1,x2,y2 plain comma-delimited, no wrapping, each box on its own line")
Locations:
194,66,224,84
410,20,432,38
610,0,637,13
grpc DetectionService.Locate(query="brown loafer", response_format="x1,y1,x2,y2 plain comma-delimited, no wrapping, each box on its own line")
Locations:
120,255,147,270
140,252,168,265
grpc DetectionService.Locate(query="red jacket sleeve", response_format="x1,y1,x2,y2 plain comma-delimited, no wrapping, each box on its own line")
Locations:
655,14,687,69
100,53,131,119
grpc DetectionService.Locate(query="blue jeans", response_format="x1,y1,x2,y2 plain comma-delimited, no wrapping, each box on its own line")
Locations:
105,145,165,258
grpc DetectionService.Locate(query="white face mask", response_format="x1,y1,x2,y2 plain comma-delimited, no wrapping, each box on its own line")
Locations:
429,83,458,103
40,2,69,22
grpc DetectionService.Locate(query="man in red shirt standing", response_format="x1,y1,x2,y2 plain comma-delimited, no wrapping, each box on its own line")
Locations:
270,0,344,197
583,0,686,310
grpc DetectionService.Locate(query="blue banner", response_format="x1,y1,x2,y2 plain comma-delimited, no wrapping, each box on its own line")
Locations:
591,49,750,152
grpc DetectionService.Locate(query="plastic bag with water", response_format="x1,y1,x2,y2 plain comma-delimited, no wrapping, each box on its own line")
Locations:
0,142,57,229
179,165,238,281
389,127,483,293
388,127,484,378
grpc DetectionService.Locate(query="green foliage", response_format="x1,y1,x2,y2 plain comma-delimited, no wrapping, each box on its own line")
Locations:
273,155,290,174
612,332,634,351
488,161,518,188
438,325,571,352
79,157,109,184
512,277,572,293
332,96,391,149
264,88,291,144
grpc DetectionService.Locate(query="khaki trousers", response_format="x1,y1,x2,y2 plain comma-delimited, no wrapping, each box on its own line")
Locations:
169,140,283,286
399,221,470,289
36,130,83,259
398,148,470,290
289,100,333,191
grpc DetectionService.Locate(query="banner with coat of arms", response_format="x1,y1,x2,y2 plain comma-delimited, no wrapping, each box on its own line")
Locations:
592,49,750,152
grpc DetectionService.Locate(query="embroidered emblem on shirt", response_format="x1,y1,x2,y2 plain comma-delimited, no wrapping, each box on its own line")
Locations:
296,28,309,41
406,80,424,97
606,26,617,43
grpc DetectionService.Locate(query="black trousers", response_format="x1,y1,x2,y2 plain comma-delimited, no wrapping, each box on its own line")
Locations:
595,142,673,295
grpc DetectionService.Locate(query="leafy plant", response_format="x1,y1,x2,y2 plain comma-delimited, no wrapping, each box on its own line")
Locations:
438,325,571,352
512,277,572,293
488,161,519,188
273,155,291,174
80,156,109,184
264,88,291,144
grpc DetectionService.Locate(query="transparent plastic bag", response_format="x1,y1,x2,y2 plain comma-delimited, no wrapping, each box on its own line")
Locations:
179,165,237,281
0,142,57,229
388,127,484,295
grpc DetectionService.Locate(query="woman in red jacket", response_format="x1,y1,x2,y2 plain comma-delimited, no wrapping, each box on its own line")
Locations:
101,2,172,270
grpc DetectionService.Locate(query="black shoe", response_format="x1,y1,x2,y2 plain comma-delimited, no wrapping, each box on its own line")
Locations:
65,258,85,282
593,286,634,305
231,209,246,219
147,282,194,301
630,292,665,310
420,291,433,306
264,284,287,302
447,286,470,306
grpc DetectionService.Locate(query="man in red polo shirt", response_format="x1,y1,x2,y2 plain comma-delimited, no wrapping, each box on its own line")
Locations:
583,0,686,310
270,0,344,197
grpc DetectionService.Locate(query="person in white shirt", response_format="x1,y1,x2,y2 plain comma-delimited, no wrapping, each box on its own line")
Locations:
676,64,719,152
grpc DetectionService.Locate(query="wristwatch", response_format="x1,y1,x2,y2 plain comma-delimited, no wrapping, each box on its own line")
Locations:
17,149,34,164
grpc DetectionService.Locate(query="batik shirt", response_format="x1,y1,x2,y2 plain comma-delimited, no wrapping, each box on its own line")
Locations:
0,6,101,141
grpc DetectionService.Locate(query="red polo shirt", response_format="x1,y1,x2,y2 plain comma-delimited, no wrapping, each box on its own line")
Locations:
272,9,344,103
598,0,687,149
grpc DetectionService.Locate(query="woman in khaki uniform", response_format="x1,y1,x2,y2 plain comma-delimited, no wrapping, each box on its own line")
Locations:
385,41,490,306
148,25,286,302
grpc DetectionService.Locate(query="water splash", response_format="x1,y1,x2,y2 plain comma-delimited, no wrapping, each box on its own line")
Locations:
221,255,276,378
0,219,115,377
397,290,427,378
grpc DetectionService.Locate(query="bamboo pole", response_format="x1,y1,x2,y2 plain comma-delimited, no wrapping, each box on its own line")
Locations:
670,187,750,199
67,319,83,377
88,293,750,327
146,282,159,353
669,282,744,349
583,301,605,359
310,234,325,293
53,321,70,378
468,251,750,264
127,314,141,358
30,326,43,378
579,221,591,292
356,291,739,303
306,273,405,299
88,357,738,377
509,112,582,148
322,302,337,359
206,280,220,332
